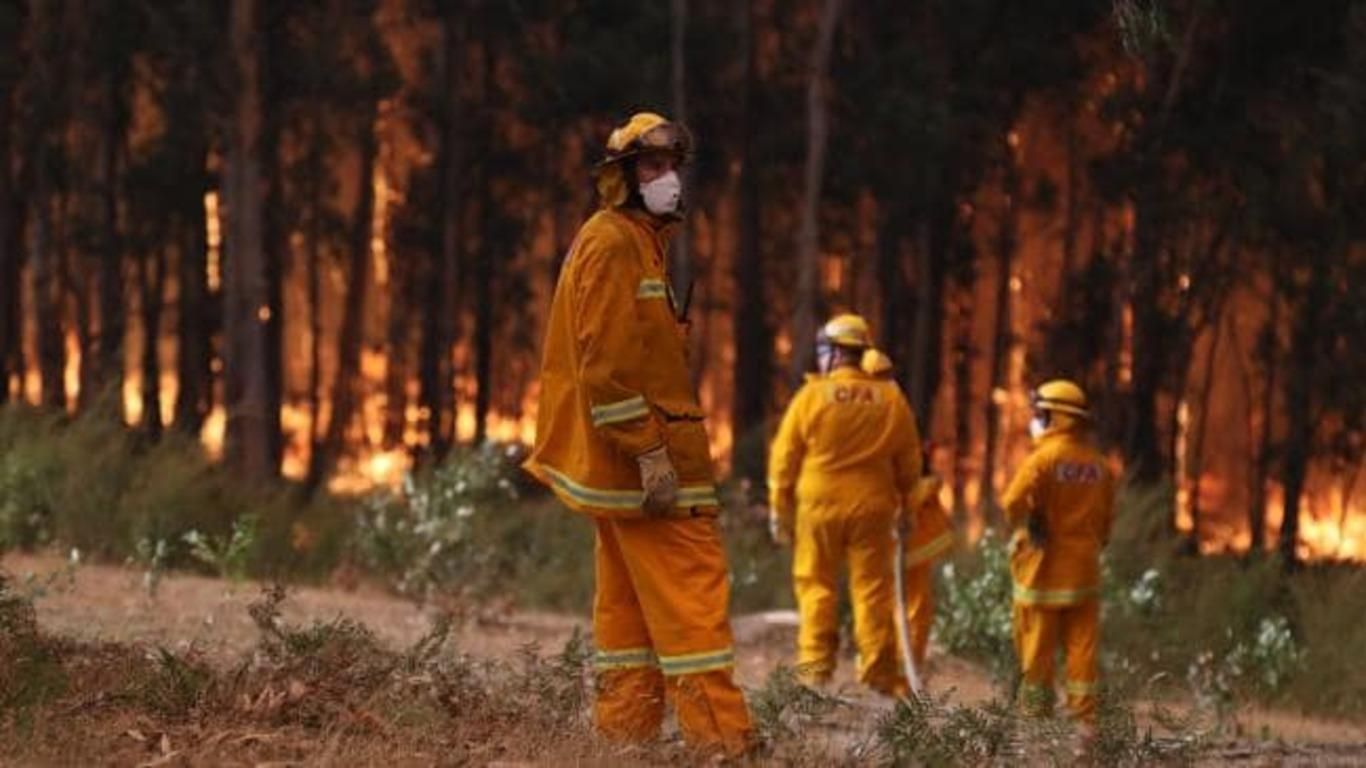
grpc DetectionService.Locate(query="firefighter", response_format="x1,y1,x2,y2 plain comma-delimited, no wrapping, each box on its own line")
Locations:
522,112,752,755
768,316,923,696
862,349,953,672
1001,379,1115,726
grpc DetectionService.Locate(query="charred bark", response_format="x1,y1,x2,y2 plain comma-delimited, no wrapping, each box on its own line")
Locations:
789,0,842,385
139,248,166,439
222,0,275,479
730,0,771,471
175,209,212,436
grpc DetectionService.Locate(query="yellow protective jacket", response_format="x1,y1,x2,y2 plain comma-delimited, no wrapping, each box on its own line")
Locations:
524,208,719,517
904,476,953,566
1000,427,1115,606
768,366,922,527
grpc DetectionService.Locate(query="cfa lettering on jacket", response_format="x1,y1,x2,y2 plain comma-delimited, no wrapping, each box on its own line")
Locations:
827,385,883,405
1054,461,1104,484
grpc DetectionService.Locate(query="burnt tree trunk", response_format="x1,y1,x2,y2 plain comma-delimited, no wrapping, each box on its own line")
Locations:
176,210,213,435
0,70,18,404
92,36,127,405
418,7,465,461
979,142,1019,521
1278,253,1331,569
139,248,166,439
1248,292,1279,555
730,0,771,471
222,0,275,479
789,0,842,385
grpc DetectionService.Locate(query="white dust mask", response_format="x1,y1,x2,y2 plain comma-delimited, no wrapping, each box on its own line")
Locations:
640,171,682,216
1028,415,1048,440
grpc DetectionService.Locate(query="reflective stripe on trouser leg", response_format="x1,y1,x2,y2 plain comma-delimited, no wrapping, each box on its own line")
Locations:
1013,602,1060,717
1061,600,1100,723
903,564,935,668
793,505,842,684
847,507,904,695
605,516,754,755
593,522,665,742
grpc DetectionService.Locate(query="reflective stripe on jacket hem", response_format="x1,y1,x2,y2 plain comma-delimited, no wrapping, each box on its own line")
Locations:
590,395,651,427
536,463,719,513
657,648,735,676
905,531,954,566
595,646,657,670
1012,583,1099,606
636,279,668,300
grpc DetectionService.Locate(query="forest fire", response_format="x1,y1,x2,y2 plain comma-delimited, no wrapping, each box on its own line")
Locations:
2,0,1362,568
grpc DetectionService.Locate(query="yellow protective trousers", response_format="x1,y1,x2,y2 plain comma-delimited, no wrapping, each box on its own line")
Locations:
793,501,904,696
592,516,753,756
902,563,934,669
1012,599,1100,722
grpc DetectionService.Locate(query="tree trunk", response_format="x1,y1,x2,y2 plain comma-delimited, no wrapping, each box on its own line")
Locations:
951,295,973,522
32,192,64,409
1278,255,1330,569
979,142,1019,521
1248,293,1279,555
140,249,166,439
669,0,693,331
789,0,842,385
0,76,18,405
222,0,274,479
730,0,770,470
1126,202,1166,484
314,111,378,488
383,253,412,448
472,43,496,446
175,185,213,436
92,42,127,406
418,8,465,461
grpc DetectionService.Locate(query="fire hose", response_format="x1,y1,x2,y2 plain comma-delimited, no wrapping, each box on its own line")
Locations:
893,513,926,698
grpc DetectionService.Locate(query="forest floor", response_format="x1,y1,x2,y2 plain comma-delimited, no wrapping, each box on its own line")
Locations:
4,552,1366,766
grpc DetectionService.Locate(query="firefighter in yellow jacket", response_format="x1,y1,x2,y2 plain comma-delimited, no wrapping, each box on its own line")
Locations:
1001,380,1115,724
523,112,752,755
768,317,923,695
864,349,953,671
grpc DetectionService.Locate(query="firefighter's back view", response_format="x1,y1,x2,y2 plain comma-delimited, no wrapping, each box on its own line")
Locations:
768,315,922,696
1002,379,1115,732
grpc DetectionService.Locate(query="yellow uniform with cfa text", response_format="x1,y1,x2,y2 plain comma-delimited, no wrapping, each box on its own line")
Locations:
1001,427,1115,722
769,366,923,695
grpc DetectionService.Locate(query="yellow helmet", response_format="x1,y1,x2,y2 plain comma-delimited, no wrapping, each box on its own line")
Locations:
819,313,873,349
862,348,894,377
594,112,693,208
1032,379,1091,419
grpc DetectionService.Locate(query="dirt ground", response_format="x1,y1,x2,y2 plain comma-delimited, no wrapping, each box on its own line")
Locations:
5,552,1366,765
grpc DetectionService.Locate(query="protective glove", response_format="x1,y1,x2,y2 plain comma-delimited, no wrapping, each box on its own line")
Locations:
769,513,793,547
636,445,679,516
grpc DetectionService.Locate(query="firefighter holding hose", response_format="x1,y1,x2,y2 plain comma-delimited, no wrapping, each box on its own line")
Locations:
767,316,924,696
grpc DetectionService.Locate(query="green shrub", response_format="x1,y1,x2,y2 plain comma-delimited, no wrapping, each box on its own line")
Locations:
934,531,1015,679
354,444,593,609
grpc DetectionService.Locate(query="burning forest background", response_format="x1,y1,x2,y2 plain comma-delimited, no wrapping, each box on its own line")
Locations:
0,0,1363,566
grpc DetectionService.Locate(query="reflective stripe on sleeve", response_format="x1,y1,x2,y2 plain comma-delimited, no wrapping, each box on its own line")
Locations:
636,279,668,300
590,395,651,427
905,530,954,566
